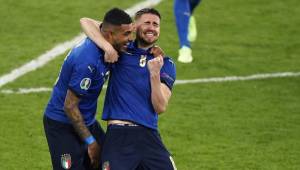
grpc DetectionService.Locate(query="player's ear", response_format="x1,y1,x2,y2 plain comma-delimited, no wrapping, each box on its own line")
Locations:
109,26,119,39
107,30,114,41
132,23,137,32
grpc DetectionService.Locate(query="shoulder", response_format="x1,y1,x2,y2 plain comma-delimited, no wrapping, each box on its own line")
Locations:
161,56,176,78
72,38,104,63
76,38,104,56
163,56,176,70
160,56,176,90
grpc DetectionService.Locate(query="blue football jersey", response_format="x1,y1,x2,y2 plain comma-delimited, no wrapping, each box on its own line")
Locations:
45,38,109,126
102,42,176,129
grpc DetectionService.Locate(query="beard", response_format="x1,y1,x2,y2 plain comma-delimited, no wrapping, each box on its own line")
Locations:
113,43,126,53
136,34,158,48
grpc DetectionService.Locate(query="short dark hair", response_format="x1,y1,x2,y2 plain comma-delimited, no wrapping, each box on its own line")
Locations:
103,8,132,26
134,8,161,20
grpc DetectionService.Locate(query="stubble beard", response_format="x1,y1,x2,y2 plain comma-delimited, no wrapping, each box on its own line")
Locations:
136,34,158,48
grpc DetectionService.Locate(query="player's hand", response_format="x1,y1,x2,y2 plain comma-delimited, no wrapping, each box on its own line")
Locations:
103,42,119,63
150,45,164,58
87,141,101,169
147,56,163,75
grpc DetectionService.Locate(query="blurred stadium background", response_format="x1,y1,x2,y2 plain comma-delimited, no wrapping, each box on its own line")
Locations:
0,0,299,169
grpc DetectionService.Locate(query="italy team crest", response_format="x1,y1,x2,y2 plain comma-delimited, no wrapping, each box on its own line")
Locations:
102,161,110,170
61,154,72,169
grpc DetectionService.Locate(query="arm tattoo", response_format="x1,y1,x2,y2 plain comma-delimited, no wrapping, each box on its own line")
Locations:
64,90,91,140
68,109,91,139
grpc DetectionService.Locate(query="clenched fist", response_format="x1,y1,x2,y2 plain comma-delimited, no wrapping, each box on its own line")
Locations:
103,42,119,63
147,56,164,75
88,141,101,169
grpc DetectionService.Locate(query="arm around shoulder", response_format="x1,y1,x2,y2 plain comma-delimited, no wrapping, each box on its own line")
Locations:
80,17,119,62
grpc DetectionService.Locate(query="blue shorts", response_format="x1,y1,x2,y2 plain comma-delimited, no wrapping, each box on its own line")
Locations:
43,115,105,170
101,124,177,170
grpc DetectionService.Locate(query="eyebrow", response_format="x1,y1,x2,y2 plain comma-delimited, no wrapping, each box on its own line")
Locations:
144,21,159,25
124,30,132,35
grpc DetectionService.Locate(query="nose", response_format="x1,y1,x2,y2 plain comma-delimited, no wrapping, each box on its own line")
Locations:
149,22,159,30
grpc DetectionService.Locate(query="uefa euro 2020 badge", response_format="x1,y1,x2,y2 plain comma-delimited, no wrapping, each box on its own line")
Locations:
80,78,91,90
61,154,72,169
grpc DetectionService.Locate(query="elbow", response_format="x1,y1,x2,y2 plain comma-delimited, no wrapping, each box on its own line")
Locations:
80,17,89,25
63,102,76,115
80,17,90,29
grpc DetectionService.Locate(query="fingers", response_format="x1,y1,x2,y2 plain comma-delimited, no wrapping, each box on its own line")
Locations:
88,142,101,169
154,55,163,65
90,158,99,169
150,56,163,64
147,56,163,73
150,45,164,58
104,52,119,63
91,159,100,169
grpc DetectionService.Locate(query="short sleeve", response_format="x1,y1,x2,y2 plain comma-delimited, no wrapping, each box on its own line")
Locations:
68,63,95,96
160,57,176,90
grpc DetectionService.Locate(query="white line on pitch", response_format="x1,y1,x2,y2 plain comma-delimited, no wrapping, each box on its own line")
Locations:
175,72,300,84
0,87,53,94
1,71,299,94
0,0,162,88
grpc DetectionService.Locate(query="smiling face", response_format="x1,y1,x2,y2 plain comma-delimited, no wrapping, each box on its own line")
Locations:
110,23,134,52
135,13,160,48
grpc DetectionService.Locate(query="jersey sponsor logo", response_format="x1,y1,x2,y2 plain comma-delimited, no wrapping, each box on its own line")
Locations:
139,55,147,67
80,78,91,90
102,161,110,170
61,154,72,169
88,65,95,73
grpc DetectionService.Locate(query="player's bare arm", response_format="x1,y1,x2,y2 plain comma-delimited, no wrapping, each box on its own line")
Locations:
64,89,101,168
148,56,172,114
80,17,119,63
64,89,92,139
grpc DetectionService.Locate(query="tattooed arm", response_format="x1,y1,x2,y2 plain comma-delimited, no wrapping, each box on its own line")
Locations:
64,89,91,139
64,89,100,168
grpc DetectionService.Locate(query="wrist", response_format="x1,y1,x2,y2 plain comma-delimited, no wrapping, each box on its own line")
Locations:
102,42,112,51
150,70,160,76
84,136,96,145
150,71,161,82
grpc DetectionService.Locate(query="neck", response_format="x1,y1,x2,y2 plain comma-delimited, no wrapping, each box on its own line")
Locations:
137,41,153,50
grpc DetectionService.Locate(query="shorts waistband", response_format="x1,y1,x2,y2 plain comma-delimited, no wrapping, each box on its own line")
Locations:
110,123,139,127
108,120,139,127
